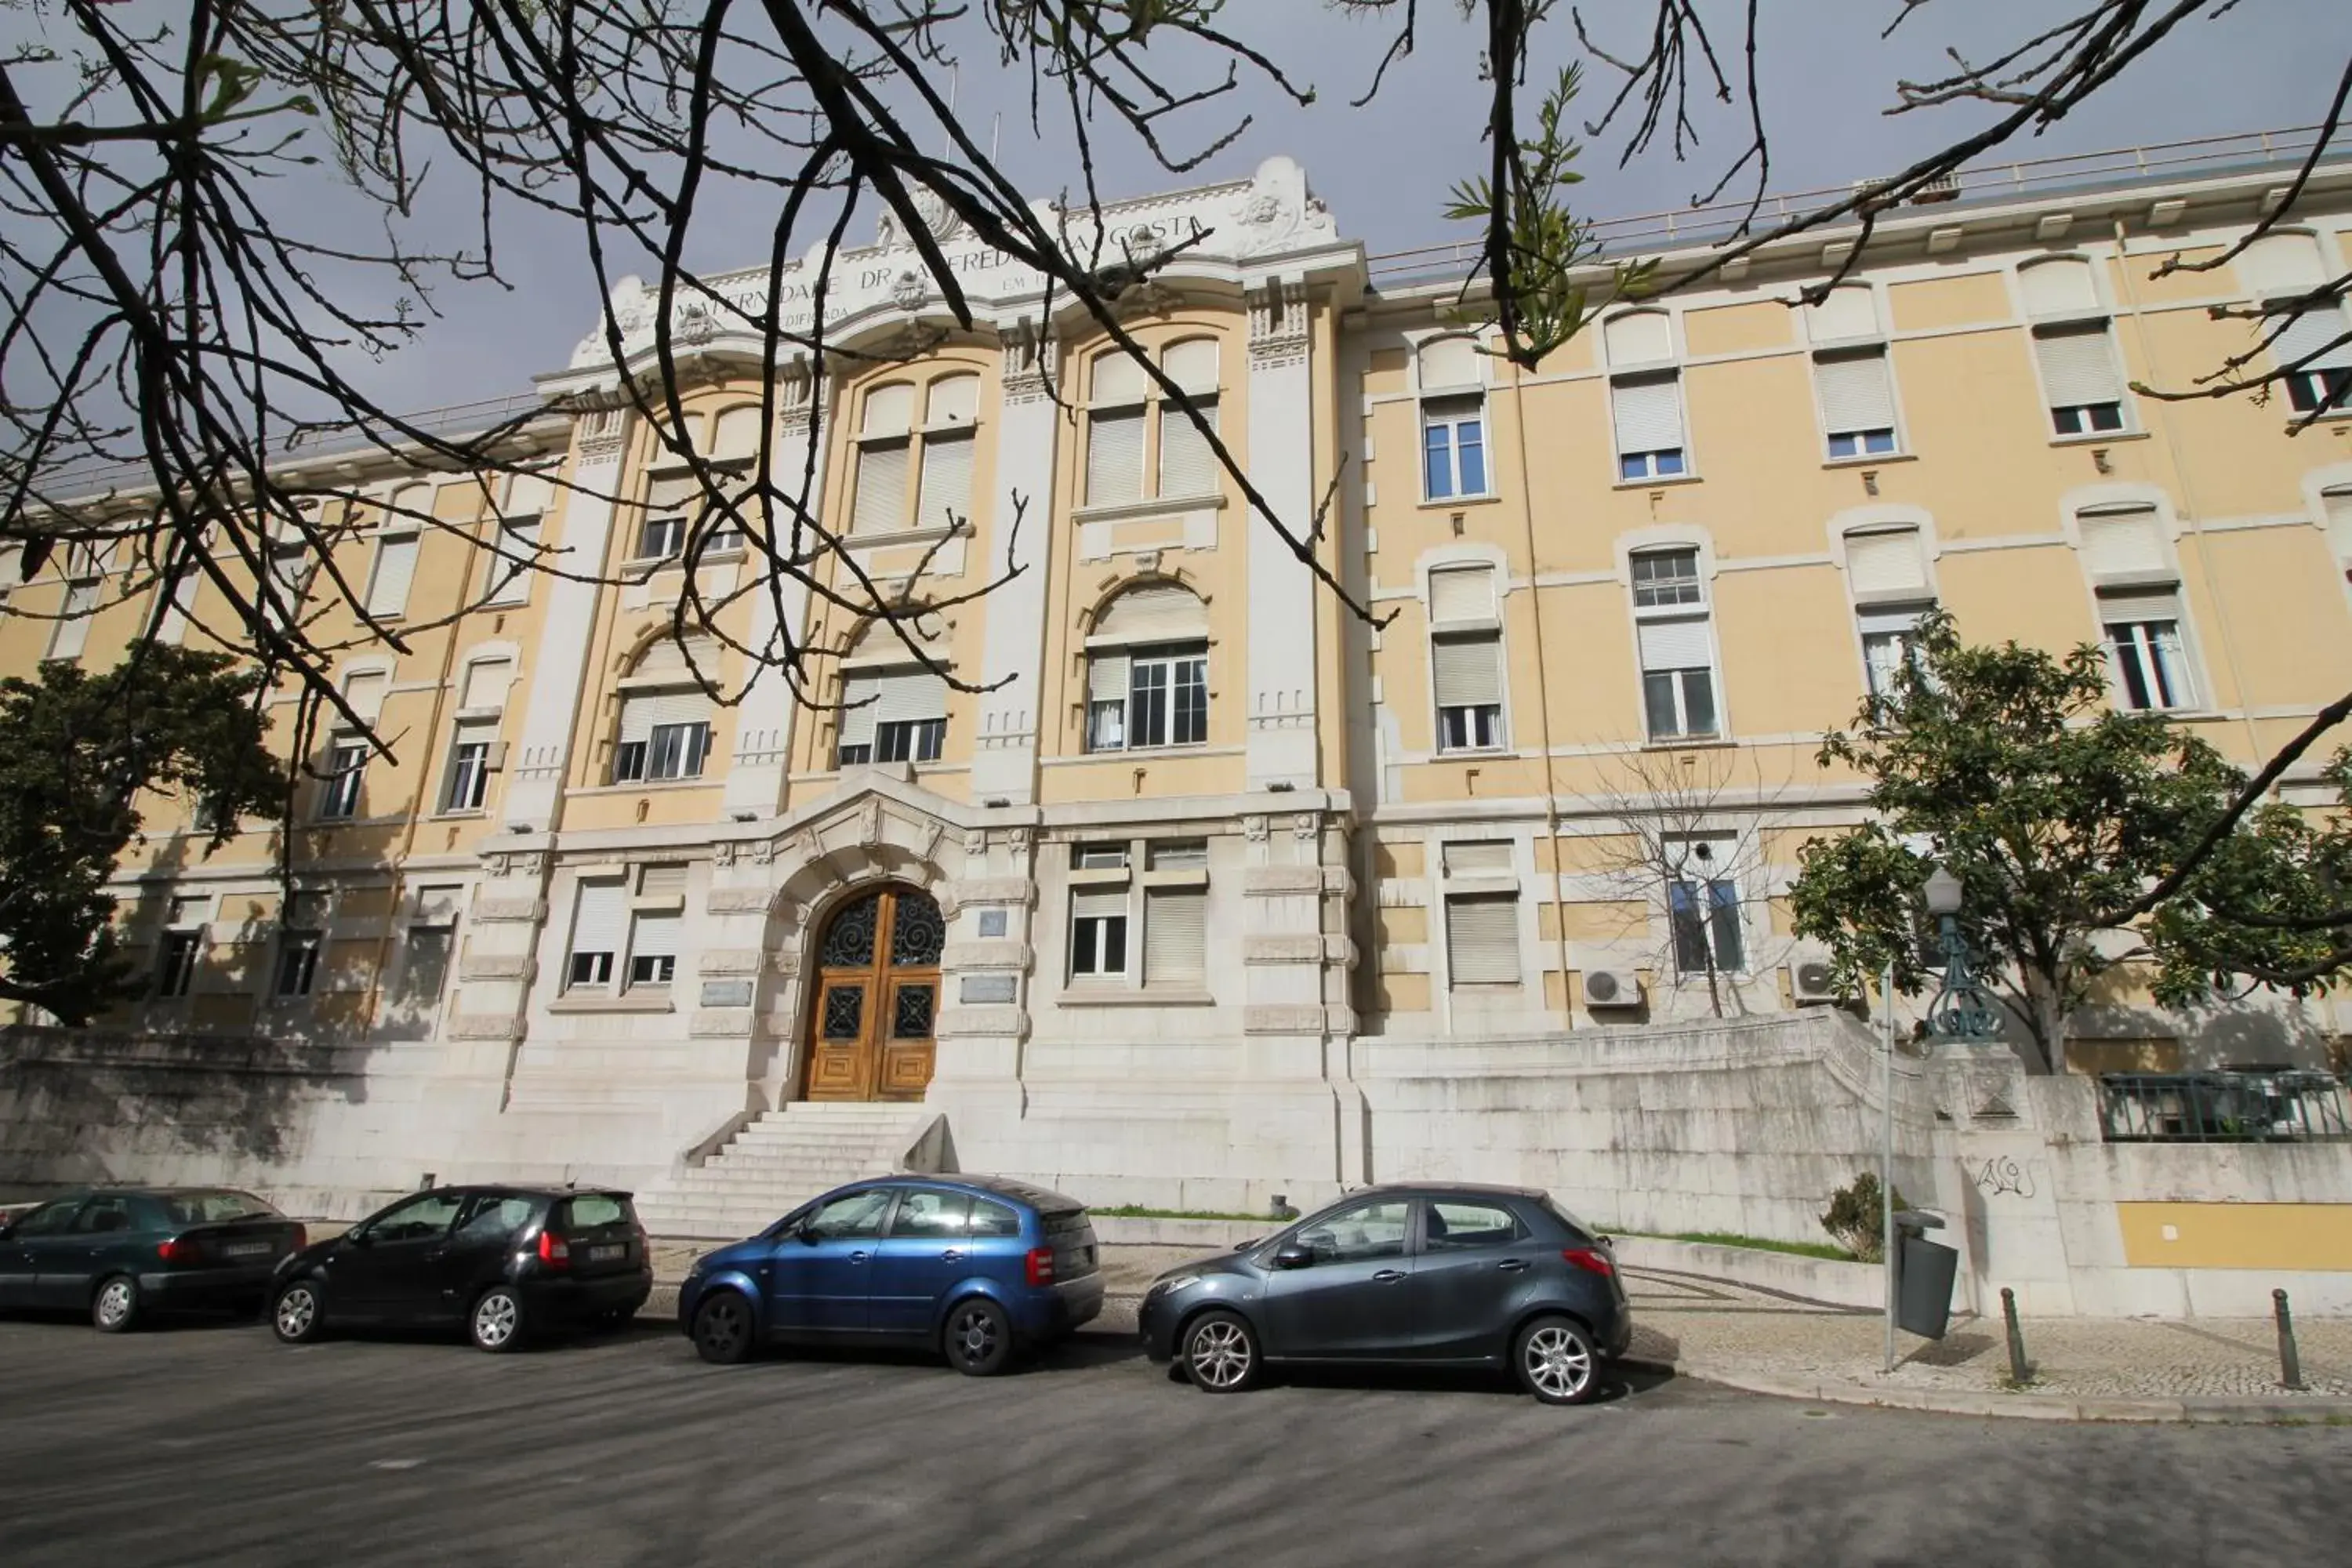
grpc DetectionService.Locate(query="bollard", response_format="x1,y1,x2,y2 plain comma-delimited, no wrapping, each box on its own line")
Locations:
2001,1287,2031,1385
2274,1288,2306,1391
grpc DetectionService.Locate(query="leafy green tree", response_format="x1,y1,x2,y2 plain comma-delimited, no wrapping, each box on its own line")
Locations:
0,648,282,1025
1788,612,2333,1075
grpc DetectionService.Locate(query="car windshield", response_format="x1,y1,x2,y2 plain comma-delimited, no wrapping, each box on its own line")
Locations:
557,1194,633,1232
161,1191,280,1225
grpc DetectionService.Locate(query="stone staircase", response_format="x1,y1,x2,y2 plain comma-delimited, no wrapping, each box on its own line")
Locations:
633,1102,941,1240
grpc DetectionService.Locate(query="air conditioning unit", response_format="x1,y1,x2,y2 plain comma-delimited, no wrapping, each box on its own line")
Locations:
1582,968,1642,1010
1790,959,1845,1004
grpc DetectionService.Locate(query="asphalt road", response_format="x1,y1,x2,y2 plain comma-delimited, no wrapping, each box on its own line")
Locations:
0,1312,2345,1568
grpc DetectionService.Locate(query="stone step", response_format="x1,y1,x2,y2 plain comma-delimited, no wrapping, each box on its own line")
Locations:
702,1149,880,1171
724,1131,903,1152
668,1172,864,1194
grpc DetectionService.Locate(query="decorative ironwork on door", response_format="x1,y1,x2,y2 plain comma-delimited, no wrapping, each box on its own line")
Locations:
803,884,942,1102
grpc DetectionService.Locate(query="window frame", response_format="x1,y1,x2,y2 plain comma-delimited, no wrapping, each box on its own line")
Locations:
1420,394,1490,502
155,929,201,1000
1627,546,1722,742
317,738,368,822
274,931,322,999
1065,837,1212,994
1083,340,1224,510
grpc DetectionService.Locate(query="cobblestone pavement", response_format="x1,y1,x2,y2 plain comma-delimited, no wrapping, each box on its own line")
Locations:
1626,1267,2352,1400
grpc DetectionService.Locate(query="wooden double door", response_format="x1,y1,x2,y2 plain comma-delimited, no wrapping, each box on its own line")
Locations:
801,884,943,1102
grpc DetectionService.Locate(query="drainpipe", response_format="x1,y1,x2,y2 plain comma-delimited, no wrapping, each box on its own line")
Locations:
1505,359,1574,1020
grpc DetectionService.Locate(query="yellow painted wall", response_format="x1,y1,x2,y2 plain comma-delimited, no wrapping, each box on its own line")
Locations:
2117,1203,2352,1271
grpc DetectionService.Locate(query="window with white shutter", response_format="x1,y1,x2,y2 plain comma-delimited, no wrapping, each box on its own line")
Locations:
47,578,100,661
1845,528,1927,599
1087,407,1145,504
1157,399,1218,499
1602,310,1674,368
341,669,388,722
917,427,974,530
1428,564,1497,625
2234,234,2328,301
1069,887,1130,979
2032,322,2127,435
710,405,765,460
459,657,513,713
1858,604,1928,701
2076,506,2166,579
1806,285,1880,344
365,532,419,617
2267,302,2352,416
625,909,681,988
926,373,979,426
1417,335,1482,390
837,666,947,765
484,515,539,604
566,880,626,988
1163,339,1220,395
1611,373,1687,481
1144,887,1206,986
151,567,198,646
2100,588,2197,712
1815,348,1899,458
1432,633,1504,752
852,438,911,534
2019,257,2100,318
613,638,717,782
440,718,503,813
1087,585,1210,753
1446,895,1520,985
1421,395,1488,499
1631,548,1719,739
1443,840,1514,875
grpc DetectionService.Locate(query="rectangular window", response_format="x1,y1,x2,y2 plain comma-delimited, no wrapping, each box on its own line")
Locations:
1671,878,1744,975
156,931,201,999
151,571,198,646
566,880,626,989
1631,548,1703,607
852,437,913,533
48,578,100,661
917,427,975,531
2269,303,2352,415
1445,895,1520,985
1144,886,1207,986
1421,395,1487,499
2033,323,2126,436
873,717,946,764
274,932,321,998
2100,591,2195,711
615,689,714,782
1815,348,1899,458
1632,550,1717,739
1859,605,1929,701
1075,842,1131,871
1157,398,1220,498
626,910,680,988
441,723,498,813
483,517,539,606
267,542,310,603
1611,374,1686,481
1069,889,1129,979
1087,407,1146,505
1086,646,1207,753
318,739,368,821
1432,633,1504,752
364,532,419,617
637,514,685,561
840,667,947,767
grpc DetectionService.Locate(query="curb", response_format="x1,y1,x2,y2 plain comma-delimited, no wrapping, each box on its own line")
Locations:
1674,1361,2352,1425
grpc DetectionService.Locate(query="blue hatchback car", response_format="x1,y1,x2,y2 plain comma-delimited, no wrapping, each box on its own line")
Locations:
677,1175,1104,1374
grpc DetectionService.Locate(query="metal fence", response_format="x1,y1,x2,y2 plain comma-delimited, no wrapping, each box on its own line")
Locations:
2097,1070,2352,1144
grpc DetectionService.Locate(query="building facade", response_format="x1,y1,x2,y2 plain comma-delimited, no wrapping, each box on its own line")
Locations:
7,142,2352,1215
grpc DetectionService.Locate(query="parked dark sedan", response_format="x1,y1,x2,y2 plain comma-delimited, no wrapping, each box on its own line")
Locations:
1138,1183,1632,1404
678,1175,1104,1374
0,1188,307,1331
269,1185,652,1353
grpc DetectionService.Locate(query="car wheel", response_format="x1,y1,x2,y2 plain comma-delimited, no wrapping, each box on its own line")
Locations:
271,1279,327,1344
469,1287,528,1354
691,1290,755,1365
1514,1315,1600,1406
91,1275,141,1334
1181,1309,1260,1394
942,1297,1013,1377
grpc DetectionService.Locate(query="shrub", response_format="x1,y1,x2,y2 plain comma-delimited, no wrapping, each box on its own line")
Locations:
1820,1172,1907,1261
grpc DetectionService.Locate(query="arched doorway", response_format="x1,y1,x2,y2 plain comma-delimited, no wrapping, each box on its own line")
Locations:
800,884,943,1102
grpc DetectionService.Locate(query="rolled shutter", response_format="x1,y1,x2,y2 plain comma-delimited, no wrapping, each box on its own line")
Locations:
49,581,97,659
1815,350,1895,434
1638,616,1712,672
638,863,688,898
1091,352,1146,405
629,910,681,960
485,517,538,604
2236,234,2328,299
1088,650,1130,703
1087,408,1145,503
504,470,554,517
709,406,764,459
1807,285,1879,343
2078,508,2165,577
2020,258,2099,317
926,374,980,426
412,884,466,926
1846,528,1926,595
644,473,699,518
341,670,388,721
1611,374,1684,454
1156,400,1219,498
1095,584,1206,642
1070,888,1127,921
1446,895,1520,984
1857,604,1925,639
1144,887,1207,984
2034,324,2122,406
852,440,911,533
1443,840,1514,874
1417,335,1481,390
918,430,975,530
1428,565,1496,624
1603,311,1673,367
619,688,710,743
460,658,513,711
839,672,879,750
1431,633,1502,707
365,533,419,616
1163,339,1221,394
633,637,717,681
2096,588,2183,628
862,383,914,436
875,669,948,724
2325,488,2352,559
2268,303,2352,373
569,881,627,959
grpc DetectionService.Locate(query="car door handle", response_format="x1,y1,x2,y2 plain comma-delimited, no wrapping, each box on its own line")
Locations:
849,1250,869,1265
1497,1258,1530,1272
939,1249,962,1262
1371,1269,1406,1283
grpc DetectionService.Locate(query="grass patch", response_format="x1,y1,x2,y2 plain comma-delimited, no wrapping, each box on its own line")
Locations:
1618,1229,1860,1263
1092,1204,1272,1223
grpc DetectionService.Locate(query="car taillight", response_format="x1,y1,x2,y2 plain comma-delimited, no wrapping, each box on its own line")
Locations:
158,1238,195,1264
1024,1246,1055,1287
290,1224,307,1251
1563,1247,1615,1278
631,1223,648,1255
538,1230,571,1270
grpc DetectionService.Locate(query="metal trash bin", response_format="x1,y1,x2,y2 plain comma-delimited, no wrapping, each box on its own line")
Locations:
1892,1210,1957,1341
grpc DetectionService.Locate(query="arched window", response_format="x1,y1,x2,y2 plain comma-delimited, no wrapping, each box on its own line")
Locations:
2073,503,2198,713
1085,341,1225,506
1417,336,1486,501
2236,236,2352,415
916,373,979,530
1602,312,1686,481
612,636,717,782
365,484,431,617
1628,546,1719,739
837,617,949,766
1427,564,1504,752
1084,583,1209,753
851,381,916,534
2019,258,2129,437
1840,524,1933,701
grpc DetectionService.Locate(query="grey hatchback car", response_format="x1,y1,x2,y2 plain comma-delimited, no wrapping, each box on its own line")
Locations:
1138,1183,1632,1404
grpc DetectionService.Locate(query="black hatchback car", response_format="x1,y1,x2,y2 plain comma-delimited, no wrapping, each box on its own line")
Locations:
1138,1183,1632,1404
0,1188,307,1331
269,1185,652,1352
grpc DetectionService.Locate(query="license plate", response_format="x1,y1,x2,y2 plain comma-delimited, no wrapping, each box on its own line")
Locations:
222,1242,272,1258
587,1243,624,1262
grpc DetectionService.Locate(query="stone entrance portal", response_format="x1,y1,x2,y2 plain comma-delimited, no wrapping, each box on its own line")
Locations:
800,883,944,1102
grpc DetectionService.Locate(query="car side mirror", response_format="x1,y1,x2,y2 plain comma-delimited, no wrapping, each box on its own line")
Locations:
1272,1242,1315,1270
794,1224,822,1245
345,1229,372,1247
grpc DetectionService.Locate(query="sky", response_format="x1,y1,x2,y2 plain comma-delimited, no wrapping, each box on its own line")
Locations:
13,1,2352,416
